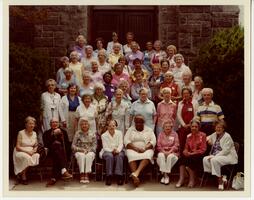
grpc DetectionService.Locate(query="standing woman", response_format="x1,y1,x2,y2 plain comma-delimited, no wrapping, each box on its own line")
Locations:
101,120,125,185
157,120,179,185
93,37,106,58
41,79,65,132
130,88,156,130
92,83,109,135
81,45,96,72
105,89,129,136
143,41,155,76
56,56,69,85
69,51,83,86
106,32,123,54
76,94,98,135
13,116,40,185
61,84,81,142
72,118,96,184
103,72,116,102
177,87,198,154
166,45,177,68
192,76,204,105
79,72,94,97
172,54,190,86
150,40,167,67
97,49,111,74
203,121,238,190
123,32,134,55
176,120,207,188
156,87,177,137
117,80,132,108
73,34,87,59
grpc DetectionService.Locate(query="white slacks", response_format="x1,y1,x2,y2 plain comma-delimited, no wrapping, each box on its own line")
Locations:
75,152,95,173
156,152,178,173
203,155,232,177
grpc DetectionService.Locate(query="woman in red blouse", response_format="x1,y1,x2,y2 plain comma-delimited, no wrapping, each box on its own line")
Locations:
156,120,179,185
175,120,207,188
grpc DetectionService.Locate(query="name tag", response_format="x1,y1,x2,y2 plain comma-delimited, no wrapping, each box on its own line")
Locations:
129,55,133,58
187,108,193,112
156,53,160,57
110,88,115,92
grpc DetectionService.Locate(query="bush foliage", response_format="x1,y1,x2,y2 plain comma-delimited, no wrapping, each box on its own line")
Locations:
191,26,244,148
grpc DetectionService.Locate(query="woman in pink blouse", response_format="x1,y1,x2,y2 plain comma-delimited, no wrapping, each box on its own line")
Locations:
175,120,207,188
156,120,179,185
156,87,177,137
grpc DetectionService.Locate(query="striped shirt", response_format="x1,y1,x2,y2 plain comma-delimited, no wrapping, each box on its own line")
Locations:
196,101,224,125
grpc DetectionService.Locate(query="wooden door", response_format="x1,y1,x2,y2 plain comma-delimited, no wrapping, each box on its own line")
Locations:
90,6,157,51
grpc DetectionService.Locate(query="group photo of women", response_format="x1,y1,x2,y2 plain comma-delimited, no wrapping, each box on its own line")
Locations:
12,32,239,191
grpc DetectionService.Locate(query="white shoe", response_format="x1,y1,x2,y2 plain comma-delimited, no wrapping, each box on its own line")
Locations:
160,177,165,184
218,183,224,190
164,176,170,185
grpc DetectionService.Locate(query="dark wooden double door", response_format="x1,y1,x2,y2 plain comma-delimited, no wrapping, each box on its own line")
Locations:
90,6,158,51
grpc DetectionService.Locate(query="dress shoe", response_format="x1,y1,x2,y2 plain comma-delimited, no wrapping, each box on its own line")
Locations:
117,175,124,185
105,175,112,186
62,171,73,180
46,178,56,187
130,173,140,187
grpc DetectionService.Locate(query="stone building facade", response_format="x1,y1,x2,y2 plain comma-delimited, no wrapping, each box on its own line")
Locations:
10,5,240,72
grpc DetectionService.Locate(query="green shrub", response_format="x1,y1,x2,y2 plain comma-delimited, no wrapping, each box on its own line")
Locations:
191,26,244,169
9,43,54,175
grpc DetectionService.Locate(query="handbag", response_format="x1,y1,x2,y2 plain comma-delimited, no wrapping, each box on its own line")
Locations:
232,172,244,190
36,143,47,162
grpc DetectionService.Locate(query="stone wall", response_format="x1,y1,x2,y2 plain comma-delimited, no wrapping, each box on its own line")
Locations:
10,5,239,70
159,5,240,66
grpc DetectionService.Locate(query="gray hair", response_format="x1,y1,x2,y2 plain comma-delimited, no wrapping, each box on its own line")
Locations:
161,87,172,94
94,82,105,91
201,88,213,95
70,51,80,60
25,116,36,124
174,53,184,62
45,79,56,87
64,67,73,74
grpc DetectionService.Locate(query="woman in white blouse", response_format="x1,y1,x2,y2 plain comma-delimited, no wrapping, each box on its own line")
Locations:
203,121,238,190
41,79,65,132
124,114,156,187
101,120,125,186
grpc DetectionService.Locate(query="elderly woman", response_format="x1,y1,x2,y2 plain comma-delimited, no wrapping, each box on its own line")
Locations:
172,54,190,86
117,80,132,108
57,67,79,96
178,69,195,94
193,76,204,105
111,63,130,88
79,72,94,97
130,58,149,83
106,32,123,54
150,40,167,67
148,64,163,106
69,51,83,85
81,45,96,72
160,59,171,76
56,56,69,85
92,83,108,135
90,60,104,84
72,118,96,184
93,37,106,58
41,79,65,132
130,88,156,130
118,55,132,75
156,87,177,137
131,71,151,101
108,43,123,68
73,34,87,59
177,87,199,154
176,120,207,188
143,41,155,75
101,120,125,185
125,41,144,70
60,84,81,142
203,121,238,190
76,94,98,135
13,116,40,185
123,32,134,55
196,88,224,135
97,49,111,74
124,114,156,187
105,89,129,136
166,45,177,67
160,71,180,104
103,72,116,102
157,120,179,185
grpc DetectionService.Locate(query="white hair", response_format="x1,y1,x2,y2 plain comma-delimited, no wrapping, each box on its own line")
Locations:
161,87,172,94
70,51,80,60
201,88,213,95
174,53,184,62
94,82,105,91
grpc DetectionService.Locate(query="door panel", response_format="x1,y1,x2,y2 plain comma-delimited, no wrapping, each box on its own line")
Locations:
91,6,157,51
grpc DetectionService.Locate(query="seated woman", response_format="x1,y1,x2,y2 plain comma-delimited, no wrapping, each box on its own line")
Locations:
203,120,238,190
101,120,125,186
124,114,156,187
13,116,40,185
175,120,207,188
72,118,96,184
157,120,179,185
